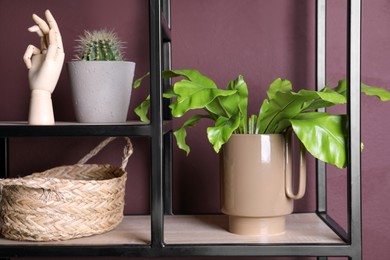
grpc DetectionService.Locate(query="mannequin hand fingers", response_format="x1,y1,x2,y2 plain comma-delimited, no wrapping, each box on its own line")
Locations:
40,37,48,54
28,24,47,51
45,10,64,51
47,27,64,55
45,10,59,32
32,13,50,34
46,29,58,60
31,14,49,50
28,25,44,37
23,45,41,69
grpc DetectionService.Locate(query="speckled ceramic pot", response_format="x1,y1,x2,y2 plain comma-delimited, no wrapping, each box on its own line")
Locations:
67,61,135,123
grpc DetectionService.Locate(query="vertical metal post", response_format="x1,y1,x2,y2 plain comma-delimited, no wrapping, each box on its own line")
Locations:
347,0,362,259
149,0,164,248
163,131,173,215
162,0,171,28
163,42,172,120
163,42,173,215
316,0,327,215
0,138,8,178
161,0,173,215
0,139,9,260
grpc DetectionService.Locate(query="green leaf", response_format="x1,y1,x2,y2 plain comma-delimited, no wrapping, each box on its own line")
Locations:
267,78,292,99
290,112,347,168
257,78,299,134
361,82,390,101
133,72,150,89
163,86,177,99
332,80,347,96
227,75,248,133
258,80,350,134
206,75,248,131
134,95,150,123
257,99,270,133
206,93,239,118
173,127,189,154
207,114,240,153
258,91,314,134
331,80,390,101
169,80,236,117
299,88,346,111
173,114,210,155
134,69,218,90
163,70,217,89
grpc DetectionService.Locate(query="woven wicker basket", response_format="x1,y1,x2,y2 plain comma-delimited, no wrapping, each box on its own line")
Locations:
0,137,133,241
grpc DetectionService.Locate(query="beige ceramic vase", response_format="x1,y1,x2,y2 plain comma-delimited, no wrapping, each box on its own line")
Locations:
220,133,306,236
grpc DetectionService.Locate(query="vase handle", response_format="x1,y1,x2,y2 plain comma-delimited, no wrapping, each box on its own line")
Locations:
285,131,306,200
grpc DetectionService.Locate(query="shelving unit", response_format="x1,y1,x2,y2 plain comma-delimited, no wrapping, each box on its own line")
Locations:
0,0,362,259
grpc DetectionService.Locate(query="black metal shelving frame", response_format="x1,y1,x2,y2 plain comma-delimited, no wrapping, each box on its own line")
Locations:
0,0,362,259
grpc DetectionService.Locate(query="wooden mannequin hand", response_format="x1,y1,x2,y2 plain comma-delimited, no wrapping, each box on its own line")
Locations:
23,10,65,125
23,10,65,94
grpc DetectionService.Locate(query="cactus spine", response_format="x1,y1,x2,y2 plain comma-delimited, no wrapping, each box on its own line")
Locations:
75,30,124,61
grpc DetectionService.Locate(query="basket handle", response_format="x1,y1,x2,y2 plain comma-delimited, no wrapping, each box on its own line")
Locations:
0,137,133,190
77,137,133,170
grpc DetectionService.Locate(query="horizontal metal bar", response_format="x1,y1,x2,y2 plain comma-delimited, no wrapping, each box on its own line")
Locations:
0,245,152,258
160,244,355,257
0,243,357,258
0,122,158,137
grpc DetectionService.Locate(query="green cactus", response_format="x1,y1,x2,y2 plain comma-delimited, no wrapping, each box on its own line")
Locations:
75,29,125,61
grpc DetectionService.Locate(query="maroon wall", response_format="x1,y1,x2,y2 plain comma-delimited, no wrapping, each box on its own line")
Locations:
0,0,389,259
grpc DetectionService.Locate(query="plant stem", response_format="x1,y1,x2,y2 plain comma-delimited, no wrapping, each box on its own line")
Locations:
248,115,257,134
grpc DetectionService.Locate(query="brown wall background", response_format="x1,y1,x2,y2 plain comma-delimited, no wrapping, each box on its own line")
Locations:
0,0,389,259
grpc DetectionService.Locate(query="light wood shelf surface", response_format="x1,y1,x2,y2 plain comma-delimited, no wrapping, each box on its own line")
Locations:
0,215,151,246
164,213,344,244
0,213,344,246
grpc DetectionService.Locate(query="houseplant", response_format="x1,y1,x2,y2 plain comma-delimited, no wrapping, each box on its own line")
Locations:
67,29,136,123
134,69,390,235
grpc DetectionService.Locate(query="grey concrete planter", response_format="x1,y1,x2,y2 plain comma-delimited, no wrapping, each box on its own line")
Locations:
67,61,136,123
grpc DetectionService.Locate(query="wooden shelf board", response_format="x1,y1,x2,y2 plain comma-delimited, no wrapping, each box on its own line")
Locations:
0,213,345,247
164,213,345,244
0,215,151,246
